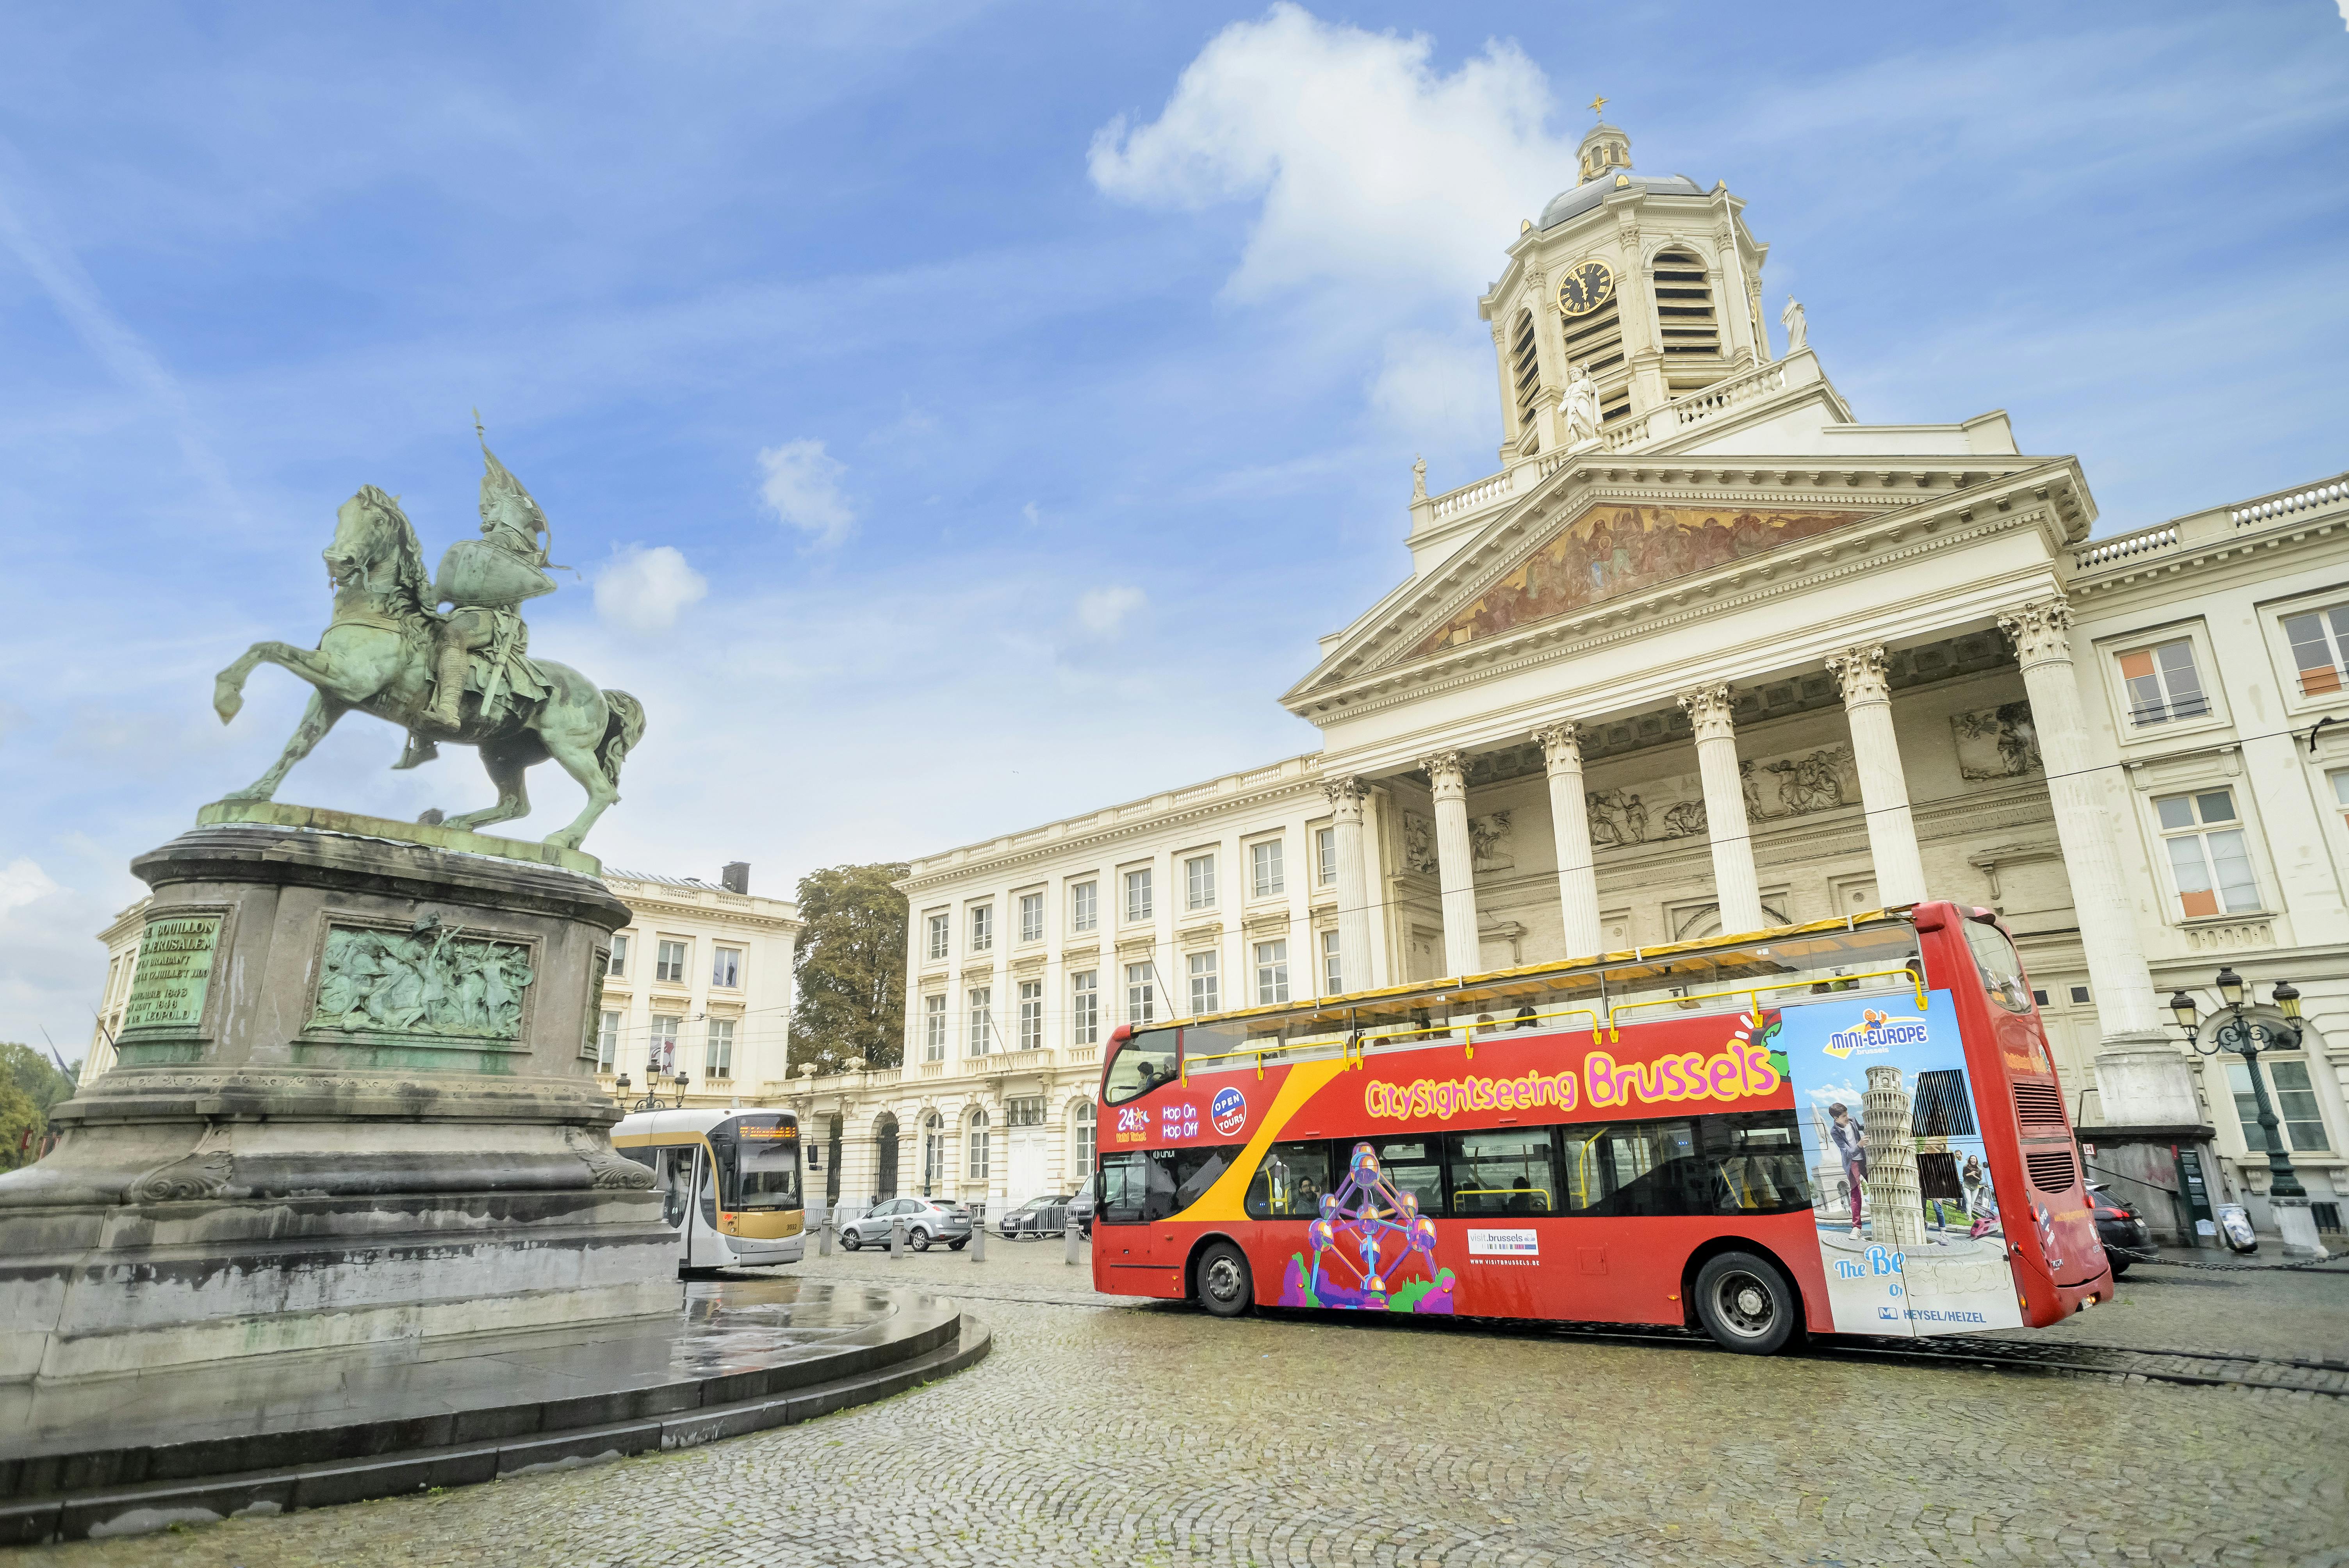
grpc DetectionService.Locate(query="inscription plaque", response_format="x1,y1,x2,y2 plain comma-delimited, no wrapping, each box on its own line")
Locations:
121,914,222,1033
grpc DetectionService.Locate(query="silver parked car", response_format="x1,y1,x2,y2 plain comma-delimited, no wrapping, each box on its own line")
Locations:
839,1196,970,1252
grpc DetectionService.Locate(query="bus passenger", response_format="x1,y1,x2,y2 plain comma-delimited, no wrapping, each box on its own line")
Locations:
1513,1006,1540,1030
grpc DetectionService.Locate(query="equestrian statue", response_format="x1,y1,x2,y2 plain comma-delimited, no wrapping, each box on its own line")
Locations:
212,417,645,852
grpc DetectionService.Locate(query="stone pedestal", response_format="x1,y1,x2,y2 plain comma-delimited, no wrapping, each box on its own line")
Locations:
0,823,677,1385
2272,1198,2329,1260
2092,1043,2202,1128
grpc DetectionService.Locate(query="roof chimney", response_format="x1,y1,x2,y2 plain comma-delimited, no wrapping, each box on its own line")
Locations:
721,862,750,895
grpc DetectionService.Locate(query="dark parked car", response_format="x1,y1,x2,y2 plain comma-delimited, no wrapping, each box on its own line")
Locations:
1066,1178,1096,1239
997,1193,1074,1240
2087,1183,2151,1276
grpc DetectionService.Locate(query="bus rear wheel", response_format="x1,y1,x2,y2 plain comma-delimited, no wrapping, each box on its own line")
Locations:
1693,1251,1800,1356
1195,1240,1253,1319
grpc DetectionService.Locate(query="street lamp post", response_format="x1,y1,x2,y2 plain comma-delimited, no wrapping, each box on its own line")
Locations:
2168,968,2324,1258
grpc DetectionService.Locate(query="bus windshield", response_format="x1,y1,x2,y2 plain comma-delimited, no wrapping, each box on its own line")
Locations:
714,1116,802,1212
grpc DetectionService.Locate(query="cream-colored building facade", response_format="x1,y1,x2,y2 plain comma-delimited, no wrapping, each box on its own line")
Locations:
791,123,2349,1242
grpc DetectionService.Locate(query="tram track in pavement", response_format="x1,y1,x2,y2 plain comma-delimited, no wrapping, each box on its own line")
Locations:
809,1268,2349,1396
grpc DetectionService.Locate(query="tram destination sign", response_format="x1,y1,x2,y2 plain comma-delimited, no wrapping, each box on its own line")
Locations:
121,913,222,1033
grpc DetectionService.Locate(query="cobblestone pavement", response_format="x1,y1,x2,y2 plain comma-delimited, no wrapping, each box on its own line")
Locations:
2015,1252,2349,1363
23,1240,2349,1568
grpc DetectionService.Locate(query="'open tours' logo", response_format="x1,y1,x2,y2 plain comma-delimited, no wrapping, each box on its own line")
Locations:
1210,1085,1248,1137
1823,1008,1930,1060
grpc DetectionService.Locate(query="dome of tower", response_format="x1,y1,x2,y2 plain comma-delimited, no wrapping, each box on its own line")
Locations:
1537,170,1707,231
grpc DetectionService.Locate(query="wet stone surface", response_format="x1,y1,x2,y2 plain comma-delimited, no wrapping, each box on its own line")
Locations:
23,1241,2349,1567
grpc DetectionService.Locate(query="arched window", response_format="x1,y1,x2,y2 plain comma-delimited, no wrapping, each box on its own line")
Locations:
1510,308,1541,440
921,1111,944,1195
1073,1101,1097,1178
1651,247,1720,360
967,1108,991,1181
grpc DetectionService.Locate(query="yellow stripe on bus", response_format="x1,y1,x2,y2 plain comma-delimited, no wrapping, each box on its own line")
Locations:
1179,1057,1350,1223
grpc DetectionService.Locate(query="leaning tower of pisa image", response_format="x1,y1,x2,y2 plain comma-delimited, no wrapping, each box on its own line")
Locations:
1863,1064,1926,1249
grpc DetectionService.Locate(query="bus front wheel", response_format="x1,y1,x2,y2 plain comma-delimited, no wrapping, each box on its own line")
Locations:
1195,1240,1253,1319
1693,1251,1800,1356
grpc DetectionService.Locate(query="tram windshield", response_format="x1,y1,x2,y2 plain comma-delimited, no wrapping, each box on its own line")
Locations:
713,1116,802,1212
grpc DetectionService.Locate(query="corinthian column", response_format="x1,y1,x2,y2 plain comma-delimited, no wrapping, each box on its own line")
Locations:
1533,722,1604,958
1323,776,1373,996
1419,750,1481,977
1677,684,1766,936
1997,599,2165,1045
1824,644,1927,907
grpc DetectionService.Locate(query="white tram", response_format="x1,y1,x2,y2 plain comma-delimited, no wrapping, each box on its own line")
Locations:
612,1108,806,1273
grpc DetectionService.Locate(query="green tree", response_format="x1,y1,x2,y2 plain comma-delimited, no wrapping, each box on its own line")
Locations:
0,1042,78,1172
788,863,909,1074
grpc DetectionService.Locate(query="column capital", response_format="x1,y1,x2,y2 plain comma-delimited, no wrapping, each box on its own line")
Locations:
1322,775,1367,816
1998,597,2075,669
1417,750,1469,801
1675,682,1736,742
1530,721,1583,773
1824,643,1892,705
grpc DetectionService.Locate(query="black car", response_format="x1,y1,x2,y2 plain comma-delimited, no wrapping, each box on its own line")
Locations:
2088,1182,2151,1276
1065,1178,1096,1239
997,1193,1074,1239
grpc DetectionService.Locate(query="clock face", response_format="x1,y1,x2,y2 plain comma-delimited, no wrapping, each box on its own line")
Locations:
1556,258,1616,318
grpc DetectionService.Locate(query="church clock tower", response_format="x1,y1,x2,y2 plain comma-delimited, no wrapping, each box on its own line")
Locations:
1480,117,1772,461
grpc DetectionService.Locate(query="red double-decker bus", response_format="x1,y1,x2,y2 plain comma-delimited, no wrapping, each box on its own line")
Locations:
1091,901,2109,1353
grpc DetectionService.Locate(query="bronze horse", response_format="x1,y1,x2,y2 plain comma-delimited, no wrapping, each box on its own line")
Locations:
212,486,643,851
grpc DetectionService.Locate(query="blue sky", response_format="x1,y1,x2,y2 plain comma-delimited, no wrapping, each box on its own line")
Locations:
3,1,2345,1052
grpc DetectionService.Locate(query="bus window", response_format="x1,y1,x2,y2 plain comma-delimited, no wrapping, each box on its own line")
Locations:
1962,918,2036,1014
1098,1145,1243,1221
1447,1129,1557,1217
1104,1026,1179,1105
1559,1113,1813,1217
1703,1112,1812,1215
1599,1121,1705,1217
1362,1138,1444,1218
715,1124,802,1212
659,1148,693,1228
1246,1141,1331,1219
1098,1152,1151,1224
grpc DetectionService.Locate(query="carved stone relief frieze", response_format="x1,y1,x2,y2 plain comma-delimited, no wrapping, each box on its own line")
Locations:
1402,811,1438,874
1584,742,1860,849
1950,702,2043,781
308,919,535,1041
1469,811,1515,873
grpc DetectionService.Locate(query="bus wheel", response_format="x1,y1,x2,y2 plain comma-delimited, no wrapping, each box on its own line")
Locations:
1693,1251,1800,1355
1196,1240,1253,1319
909,1228,931,1253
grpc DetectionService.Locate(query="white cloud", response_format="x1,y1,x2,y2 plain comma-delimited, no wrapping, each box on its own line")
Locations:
757,438,857,547
0,859,60,916
1087,5,1575,309
1368,328,1494,450
1075,585,1146,637
594,544,709,634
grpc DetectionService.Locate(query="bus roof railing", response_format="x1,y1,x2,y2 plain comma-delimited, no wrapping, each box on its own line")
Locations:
1144,904,1927,1083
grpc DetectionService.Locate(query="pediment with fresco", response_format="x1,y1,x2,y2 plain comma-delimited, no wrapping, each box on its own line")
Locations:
1408,502,1873,662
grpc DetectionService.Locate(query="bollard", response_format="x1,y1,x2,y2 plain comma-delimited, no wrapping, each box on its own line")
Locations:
970,1204,986,1262
1063,1213,1080,1266
818,1210,833,1256
890,1215,906,1258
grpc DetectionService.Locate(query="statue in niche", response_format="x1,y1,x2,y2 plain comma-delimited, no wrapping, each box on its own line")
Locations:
310,919,534,1040
1402,812,1438,874
1560,362,1603,451
1780,297,1807,353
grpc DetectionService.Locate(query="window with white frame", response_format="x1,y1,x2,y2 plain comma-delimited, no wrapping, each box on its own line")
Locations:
705,1018,735,1078
1251,839,1285,898
969,904,993,953
1071,970,1099,1046
2282,601,2349,698
1070,880,1098,932
651,1013,681,1074
606,935,631,978
1185,853,1217,910
1321,929,1342,996
2226,1059,2329,1152
1123,868,1153,923
923,994,946,1060
1074,1101,1096,1173
1017,980,1043,1051
926,911,950,961
1255,939,1289,1005
2118,638,2210,726
1317,827,1338,887
968,987,993,1055
597,1009,620,1069
1187,950,1219,1014
1126,963,1156,1024
2155,789,2259,918
711,946,742,989
2330,768,2349,831
1006,1095,1046,1127
1018,892,1044,944
967,1109,990,1180
655,939,689,984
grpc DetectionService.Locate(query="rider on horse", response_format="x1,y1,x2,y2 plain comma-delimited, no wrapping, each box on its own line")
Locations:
396,417,560,768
